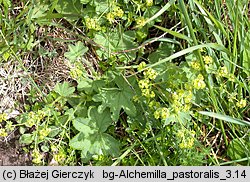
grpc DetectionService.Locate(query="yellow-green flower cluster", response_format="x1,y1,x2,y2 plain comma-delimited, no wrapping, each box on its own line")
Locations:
70,68,83,79
25,112,37,127
154,107,170,120
236,99,247,108
92,154,105,161
138,79,150,89
25,110,45,127
172,89,193,113
138,62,157,98
141,88,155,98
113,6,124,17
217,66,228,77
39,127,51,140
177,129,196,149
54,148,66,164
85,17,101,31
106,13,115,23
145,0,153,7
106,6,124,23
203,56,213,65
138,61,146,71
138,66,157,99
143,67,157,80
6,121,14,132
68,61,85,80
193,74,206,90
190,60,201,70
172,90,193,103
136,17,146,28
32,149,43,164
0,128,7,137
227,74,235,82
149,100,160,109
0,113,7,122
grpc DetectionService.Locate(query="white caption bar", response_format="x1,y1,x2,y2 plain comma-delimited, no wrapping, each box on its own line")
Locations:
0,166,249,182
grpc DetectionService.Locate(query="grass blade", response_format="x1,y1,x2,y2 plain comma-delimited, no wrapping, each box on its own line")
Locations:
142,0,176,26
199,111,250,126
154,25,193,42
147,43,230,69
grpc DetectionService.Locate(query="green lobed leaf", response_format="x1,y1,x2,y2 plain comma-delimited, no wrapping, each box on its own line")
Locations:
73,107,113,133
227,138,250,161
70,107,119,158
94,30,138,62
93,74,136,121
54,0,82,21
64,41,88,62
19,134,33,144
70,132,120,158
54,82,75,97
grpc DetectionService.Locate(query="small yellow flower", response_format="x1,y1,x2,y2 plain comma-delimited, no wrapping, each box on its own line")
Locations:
85,17,101,31
106,12,115,23
26,111,37,127
154,109,161,119
218,66,228,77
0,128,7,137
160,107,170,119
138,62,146,71
236,99,247,108
178,89,185,97
32,149,43,164
183,104,192,112
190,60,201,70
203,56,213,65
113,6,124,18
54,149,66,164
51,145,58,152
193,74,206,90
176,130,185,138
144,68,157,80
149,101,160,109
142,89,155,98
185,83,193,90
136,17,146,28
150,90,155,98
199,48,206,53
227,74,235,82
0,113,7,122
173,101,182,113
178,130,195,149
70,67,83,79
184,91,193,103
145,0,153,7
133,95,139,102
139,79,150,89
172,92,178,101
39,128,51,140
6,121,15,132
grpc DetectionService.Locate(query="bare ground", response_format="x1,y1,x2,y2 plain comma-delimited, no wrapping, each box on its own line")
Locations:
0,130,32,166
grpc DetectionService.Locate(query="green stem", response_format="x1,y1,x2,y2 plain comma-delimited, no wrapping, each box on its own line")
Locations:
139,104,168,166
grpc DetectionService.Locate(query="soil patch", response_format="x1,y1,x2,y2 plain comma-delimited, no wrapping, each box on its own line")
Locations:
0,131,32,166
